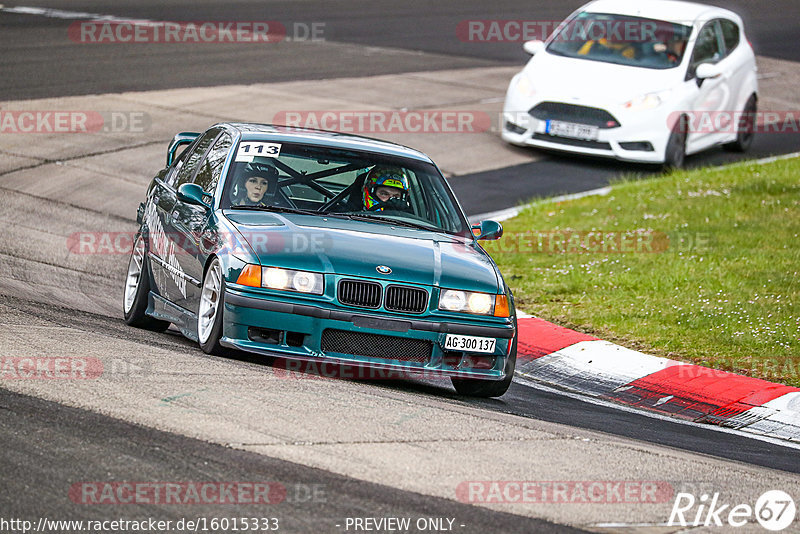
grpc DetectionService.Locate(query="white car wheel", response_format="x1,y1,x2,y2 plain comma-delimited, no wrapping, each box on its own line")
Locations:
198,259,223,345
123,236,145,314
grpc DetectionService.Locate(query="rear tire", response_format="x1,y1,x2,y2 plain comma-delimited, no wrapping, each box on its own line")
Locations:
123,234,170,332
663,115,687,171
451,337,517,398
723,95,756,152
198,258,226,356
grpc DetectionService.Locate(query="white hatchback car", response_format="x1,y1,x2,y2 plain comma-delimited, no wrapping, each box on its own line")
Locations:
501,0,758,167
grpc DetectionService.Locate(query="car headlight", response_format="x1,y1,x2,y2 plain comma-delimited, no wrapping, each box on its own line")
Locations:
264,267,323,294
439,289,510,317
623,90,670,111
237,264,323,295
515,74,537,98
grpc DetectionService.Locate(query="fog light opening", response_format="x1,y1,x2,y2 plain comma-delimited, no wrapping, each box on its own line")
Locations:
442,351,464,369
248,327,283,345
504,121,527,135
465,355,497,370
285,331,306,347
618,141,654,152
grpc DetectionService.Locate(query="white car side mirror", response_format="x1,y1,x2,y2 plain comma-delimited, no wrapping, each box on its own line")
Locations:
523,40,545,55
695,62,723,79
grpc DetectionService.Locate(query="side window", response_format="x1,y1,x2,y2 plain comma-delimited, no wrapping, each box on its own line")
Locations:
165,144,190,187
194,133,232,194
174,128,221,188
414,172,456,233
720,19,740,55
403,172,423,217
691,23,722,68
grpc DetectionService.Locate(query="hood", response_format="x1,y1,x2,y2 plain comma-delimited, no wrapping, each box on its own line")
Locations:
523,51,682,105
223,211,501,293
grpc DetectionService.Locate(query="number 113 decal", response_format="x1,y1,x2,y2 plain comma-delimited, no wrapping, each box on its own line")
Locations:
235,142,282,162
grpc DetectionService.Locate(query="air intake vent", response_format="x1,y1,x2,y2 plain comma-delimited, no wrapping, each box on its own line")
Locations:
385,285,428,314
338,279,381,309
321,329,432,363
529,101,620,128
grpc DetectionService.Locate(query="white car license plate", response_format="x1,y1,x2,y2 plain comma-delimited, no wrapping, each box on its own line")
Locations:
546,120,599,141
443,334,496,354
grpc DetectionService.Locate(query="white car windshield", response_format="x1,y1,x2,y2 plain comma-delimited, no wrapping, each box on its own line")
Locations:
546,12,693,70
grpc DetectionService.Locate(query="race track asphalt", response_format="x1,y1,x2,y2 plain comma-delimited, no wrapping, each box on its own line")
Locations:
2,2,800,531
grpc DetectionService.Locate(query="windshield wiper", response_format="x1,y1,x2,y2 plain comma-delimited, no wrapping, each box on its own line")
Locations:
228,205,320,216
343,213,434,231
229,204,357,220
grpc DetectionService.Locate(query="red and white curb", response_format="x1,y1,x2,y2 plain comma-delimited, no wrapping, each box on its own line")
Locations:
515,316,800,442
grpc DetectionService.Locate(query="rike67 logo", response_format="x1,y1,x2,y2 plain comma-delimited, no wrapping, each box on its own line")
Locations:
669,490,796,531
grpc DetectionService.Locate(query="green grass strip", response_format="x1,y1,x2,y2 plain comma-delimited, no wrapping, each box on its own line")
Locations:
485,157,800,386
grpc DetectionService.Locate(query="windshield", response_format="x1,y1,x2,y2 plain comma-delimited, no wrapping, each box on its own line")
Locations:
221,140,470,236
546,12,693,69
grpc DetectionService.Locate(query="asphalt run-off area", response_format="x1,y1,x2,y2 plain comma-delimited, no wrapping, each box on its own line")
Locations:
1,1,799,533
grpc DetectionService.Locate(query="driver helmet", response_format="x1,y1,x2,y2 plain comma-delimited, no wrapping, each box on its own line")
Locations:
362,166,409,211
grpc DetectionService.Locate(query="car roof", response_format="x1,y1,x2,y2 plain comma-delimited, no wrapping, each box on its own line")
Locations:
219,122,434,164
580,0,741,27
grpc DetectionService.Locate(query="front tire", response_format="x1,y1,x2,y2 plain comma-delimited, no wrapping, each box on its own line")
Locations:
451,337,517,398
198,258,226,355
723,95,756,152
123,234,170,332
663,114,687,171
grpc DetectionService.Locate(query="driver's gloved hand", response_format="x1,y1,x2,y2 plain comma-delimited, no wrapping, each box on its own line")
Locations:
381,197,412,212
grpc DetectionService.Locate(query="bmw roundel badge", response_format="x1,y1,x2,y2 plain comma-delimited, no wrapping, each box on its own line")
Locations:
376,265,392,274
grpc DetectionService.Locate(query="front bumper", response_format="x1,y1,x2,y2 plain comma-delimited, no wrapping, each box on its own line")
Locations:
221,287,516,381
501,96,672,163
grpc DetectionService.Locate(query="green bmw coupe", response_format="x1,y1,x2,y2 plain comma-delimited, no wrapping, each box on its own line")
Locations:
124,123,517,397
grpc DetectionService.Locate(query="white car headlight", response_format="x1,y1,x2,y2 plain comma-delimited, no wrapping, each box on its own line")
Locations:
467,292,493,314
515,74,537,98
263,267,323,295
439,289,494,315
623,90,670,111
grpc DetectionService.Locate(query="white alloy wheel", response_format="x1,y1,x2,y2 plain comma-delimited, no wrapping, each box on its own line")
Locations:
198,260,223,344
123,236,145,313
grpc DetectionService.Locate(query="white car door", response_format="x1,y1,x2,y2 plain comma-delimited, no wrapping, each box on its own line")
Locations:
718,18,755,120
685,20,733,154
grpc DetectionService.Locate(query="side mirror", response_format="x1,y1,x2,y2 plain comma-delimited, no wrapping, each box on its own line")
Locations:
695,62,722,80
177,183,211,209
523,40,545,55
471,220,503,241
